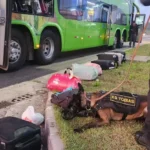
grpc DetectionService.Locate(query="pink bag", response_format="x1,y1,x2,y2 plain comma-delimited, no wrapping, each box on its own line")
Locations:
47,69,81,92
84,62,102,75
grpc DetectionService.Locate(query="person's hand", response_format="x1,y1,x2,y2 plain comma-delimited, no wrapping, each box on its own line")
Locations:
140,0,150,6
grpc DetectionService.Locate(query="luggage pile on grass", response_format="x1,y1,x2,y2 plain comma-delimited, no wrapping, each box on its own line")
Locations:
46,51,128,120
47,51,127,93
92,51,126,70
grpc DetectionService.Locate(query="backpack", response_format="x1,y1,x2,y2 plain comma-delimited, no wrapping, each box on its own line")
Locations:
51,88,79,109
51,88,82,120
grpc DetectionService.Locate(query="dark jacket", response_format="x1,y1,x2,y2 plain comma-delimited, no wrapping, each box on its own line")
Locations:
130,24,138,35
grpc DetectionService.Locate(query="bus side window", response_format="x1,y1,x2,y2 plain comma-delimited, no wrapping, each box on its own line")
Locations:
39,0,54,15
12,0,35,14
58,0,83,20
82,0,102,22
12,0,18,12
12,0,53,16
121,14,127,25
101,8,108,23
45,0,54,16
15,0,33,13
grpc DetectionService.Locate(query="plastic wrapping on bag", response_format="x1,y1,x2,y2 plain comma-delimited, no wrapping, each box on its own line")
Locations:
84,62,102,75
72,63,98,80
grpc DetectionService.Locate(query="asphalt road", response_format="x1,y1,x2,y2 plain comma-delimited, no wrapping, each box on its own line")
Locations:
0,39,149,89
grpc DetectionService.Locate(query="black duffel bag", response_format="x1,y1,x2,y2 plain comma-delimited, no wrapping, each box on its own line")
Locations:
0,117,41,150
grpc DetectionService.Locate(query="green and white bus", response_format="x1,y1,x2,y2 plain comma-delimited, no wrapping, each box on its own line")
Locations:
0,0,145,71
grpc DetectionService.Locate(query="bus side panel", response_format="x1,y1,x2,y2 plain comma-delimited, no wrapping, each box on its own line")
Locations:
12,13,64,51
12,14,40,49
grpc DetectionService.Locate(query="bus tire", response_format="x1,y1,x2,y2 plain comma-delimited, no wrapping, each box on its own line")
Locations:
119,36,124,48
109,36,117,50
116,35,123,48
35,30,60,65
8,29,27,71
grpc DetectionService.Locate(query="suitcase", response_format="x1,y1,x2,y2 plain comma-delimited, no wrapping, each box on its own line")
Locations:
104,52,123,65
0,117,41,150
91,60,117,70
112,51,126,62
97,53,119,66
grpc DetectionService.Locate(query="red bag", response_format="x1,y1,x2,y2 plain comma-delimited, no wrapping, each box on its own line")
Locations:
47,69,81,92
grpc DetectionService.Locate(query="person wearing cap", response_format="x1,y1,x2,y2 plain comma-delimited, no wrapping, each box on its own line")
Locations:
129,21,138,47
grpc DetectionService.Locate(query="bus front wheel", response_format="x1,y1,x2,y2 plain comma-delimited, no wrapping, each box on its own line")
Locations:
35,30,60,65
9,29,27,71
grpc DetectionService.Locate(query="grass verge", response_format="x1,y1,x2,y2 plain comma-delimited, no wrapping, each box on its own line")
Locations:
54,45,150,150
126,44,150,56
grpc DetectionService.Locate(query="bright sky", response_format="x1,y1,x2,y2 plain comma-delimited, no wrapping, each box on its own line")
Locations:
135,0,150,21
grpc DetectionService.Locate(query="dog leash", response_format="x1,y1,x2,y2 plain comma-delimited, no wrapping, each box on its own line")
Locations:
91,15,150,103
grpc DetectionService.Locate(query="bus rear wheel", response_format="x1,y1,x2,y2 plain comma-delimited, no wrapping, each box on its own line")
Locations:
109,36,117,50
119,36,124,48
35,30,60,65
8,29,27,71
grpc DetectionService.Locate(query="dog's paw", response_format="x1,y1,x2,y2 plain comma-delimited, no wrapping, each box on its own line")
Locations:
74,128,83,133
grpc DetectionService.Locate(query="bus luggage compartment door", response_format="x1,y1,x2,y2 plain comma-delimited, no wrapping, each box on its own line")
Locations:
0,0,12,70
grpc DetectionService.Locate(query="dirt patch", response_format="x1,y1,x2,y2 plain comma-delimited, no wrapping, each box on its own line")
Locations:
0,101,12,109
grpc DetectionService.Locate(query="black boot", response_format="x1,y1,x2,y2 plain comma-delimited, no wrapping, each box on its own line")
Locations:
135,131,150,150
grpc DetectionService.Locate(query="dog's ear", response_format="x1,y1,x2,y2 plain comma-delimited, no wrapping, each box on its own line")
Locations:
78,83,84,93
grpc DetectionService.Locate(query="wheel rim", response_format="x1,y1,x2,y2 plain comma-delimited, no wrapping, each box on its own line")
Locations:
42,37,54,59
9,40,21,64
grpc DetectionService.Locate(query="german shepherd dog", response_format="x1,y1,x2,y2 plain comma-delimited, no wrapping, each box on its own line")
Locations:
74,84,148,133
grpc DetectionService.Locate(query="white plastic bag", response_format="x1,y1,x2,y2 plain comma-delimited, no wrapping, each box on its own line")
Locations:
72,63,98,80
22,106,44,125
84,62,102,75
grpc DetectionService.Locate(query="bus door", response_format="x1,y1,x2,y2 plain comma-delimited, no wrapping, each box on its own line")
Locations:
103,5,114,46
0,0,12,70
135,14,145,42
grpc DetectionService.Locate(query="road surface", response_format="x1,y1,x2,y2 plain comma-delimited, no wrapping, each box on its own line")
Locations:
0,39,149,89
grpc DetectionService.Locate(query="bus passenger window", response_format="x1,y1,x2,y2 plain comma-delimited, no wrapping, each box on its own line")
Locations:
81,0,102,22
101,8,108,23
39,0,54,15
58,0,83,20
121,14,127,25
12,0,53,16
12,0,33,13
